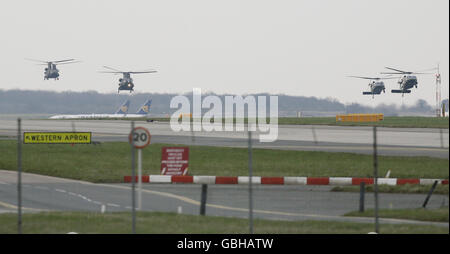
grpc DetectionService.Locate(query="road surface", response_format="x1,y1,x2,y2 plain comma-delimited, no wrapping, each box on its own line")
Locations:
0,119,448,158
0,170,447,227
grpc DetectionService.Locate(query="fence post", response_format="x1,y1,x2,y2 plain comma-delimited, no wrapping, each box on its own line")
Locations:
17,118,22,234
191,117,195,143
359,182,365,213
131,121,136,234
248,129,253,234
200,184,208,216
373,126,379,234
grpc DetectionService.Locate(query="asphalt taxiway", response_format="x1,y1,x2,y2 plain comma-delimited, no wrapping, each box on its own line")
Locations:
0,170,447,227
0,119,448,158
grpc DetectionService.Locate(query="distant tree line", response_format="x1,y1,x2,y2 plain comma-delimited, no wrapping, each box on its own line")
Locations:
0,89,441,116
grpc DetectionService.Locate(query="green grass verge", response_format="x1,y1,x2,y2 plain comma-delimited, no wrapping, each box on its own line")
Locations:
344,207,449,223
332,184,449,195
0,211,447,234
276,116,449,128
0,141,448,183
50,116,450,128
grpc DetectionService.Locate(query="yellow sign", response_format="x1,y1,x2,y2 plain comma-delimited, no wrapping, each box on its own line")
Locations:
23,132,92,144
336,114,383,123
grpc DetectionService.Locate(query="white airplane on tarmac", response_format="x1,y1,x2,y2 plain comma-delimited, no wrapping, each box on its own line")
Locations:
49,99,152,119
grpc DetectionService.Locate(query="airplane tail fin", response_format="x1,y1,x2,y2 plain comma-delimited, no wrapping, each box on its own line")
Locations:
136,99,152,115
115,99,130,114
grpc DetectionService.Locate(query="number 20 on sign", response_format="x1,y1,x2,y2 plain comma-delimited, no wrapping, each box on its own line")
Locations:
129,127,151,149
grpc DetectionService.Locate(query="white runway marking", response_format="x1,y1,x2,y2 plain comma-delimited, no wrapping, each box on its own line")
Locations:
56,188,103,206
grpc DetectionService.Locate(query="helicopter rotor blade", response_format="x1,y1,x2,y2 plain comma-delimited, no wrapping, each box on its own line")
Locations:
411,72,434,75
103,66,123,72
384,67,408,73
380,72,406,75
129,71,157,74
52,59,76,63
381,71,433,75
55,60,82,65
348,75,397,80
25,58,49,63
98,71,123,74
136,68,158,72
348,75,380,80
380,76,399,79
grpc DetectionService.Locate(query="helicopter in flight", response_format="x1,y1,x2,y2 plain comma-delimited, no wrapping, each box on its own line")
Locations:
26,58,79,80
380,67,435,96
100,66,157,93
348,75,397,98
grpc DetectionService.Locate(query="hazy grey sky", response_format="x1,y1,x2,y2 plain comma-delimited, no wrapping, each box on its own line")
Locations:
0,0,448,107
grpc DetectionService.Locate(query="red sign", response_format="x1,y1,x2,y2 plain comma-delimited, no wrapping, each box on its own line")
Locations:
160,147,189,175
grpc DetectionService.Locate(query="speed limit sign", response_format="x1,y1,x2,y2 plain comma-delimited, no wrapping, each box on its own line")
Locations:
129,127,151,149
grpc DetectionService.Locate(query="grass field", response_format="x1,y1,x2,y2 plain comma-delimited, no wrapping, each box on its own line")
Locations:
0,211,447,234
277,116,449,128
50,116,450,128
332,184,449,195
0,141,448,183
344,207,449,223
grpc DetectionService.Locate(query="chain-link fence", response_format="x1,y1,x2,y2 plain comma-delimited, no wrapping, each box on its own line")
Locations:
0,118,448,234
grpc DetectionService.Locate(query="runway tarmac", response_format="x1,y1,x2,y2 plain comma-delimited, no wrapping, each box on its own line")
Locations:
0,119,448,158
0,170,448,227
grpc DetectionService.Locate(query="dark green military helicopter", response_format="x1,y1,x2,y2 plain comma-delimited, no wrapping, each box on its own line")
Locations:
100,66,157,93
26,58,79,80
